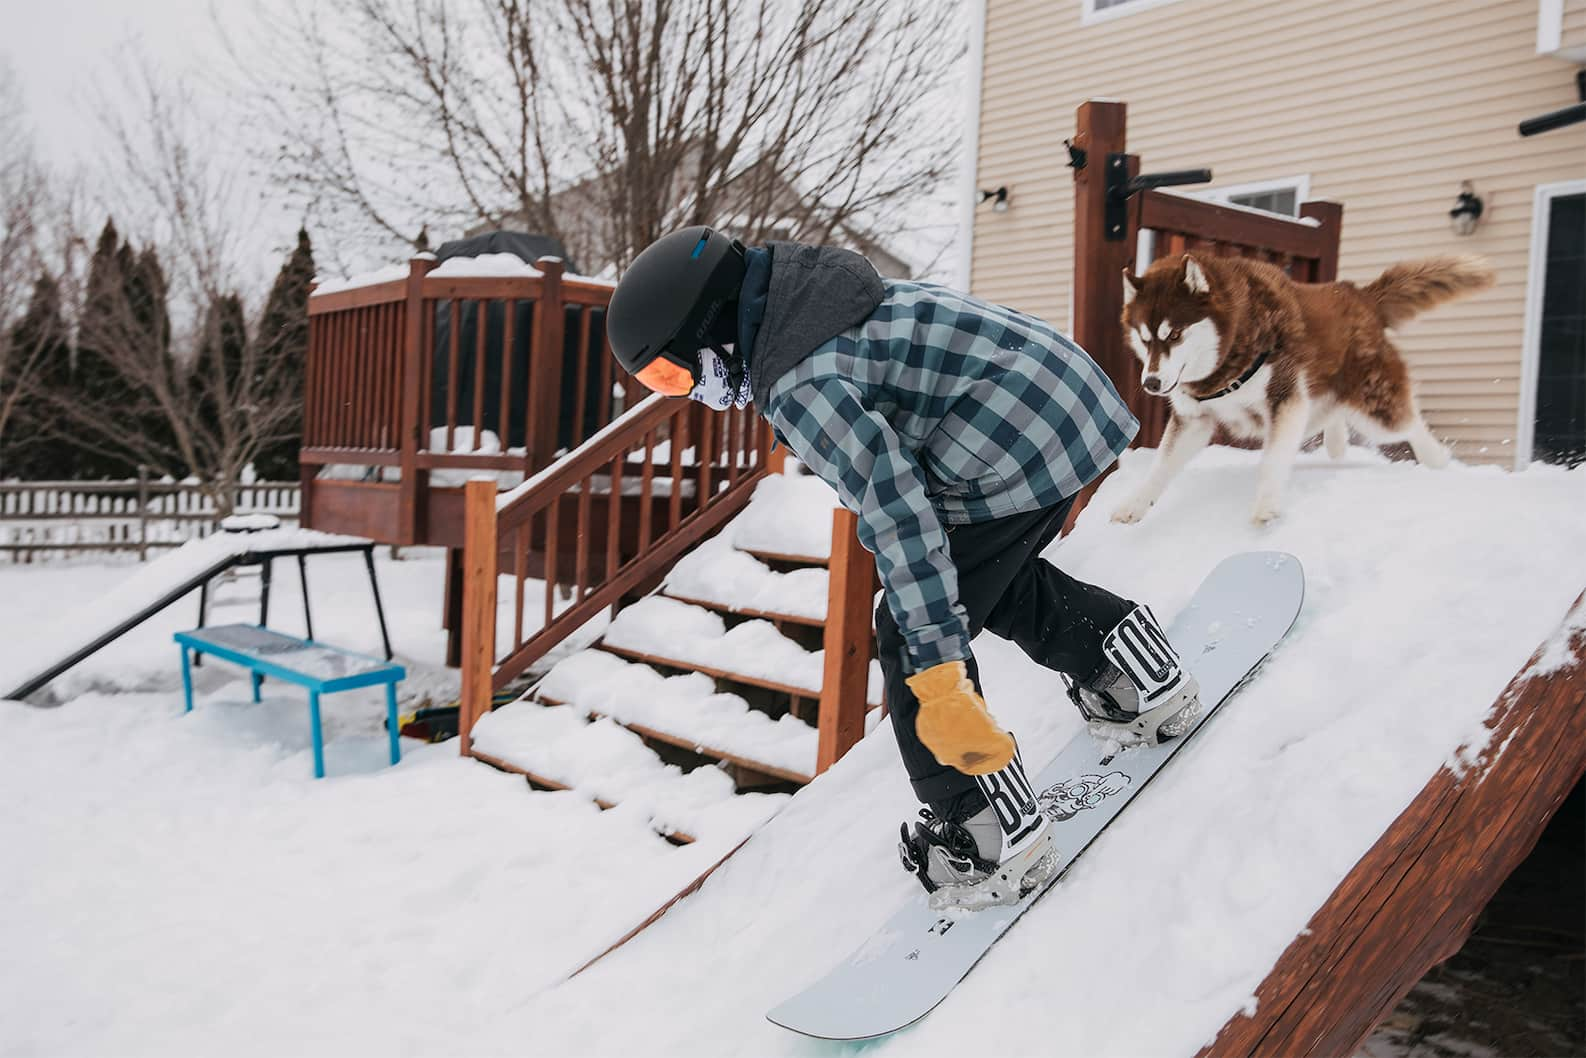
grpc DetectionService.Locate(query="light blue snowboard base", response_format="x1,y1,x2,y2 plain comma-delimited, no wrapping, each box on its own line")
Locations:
767,551,1306,1041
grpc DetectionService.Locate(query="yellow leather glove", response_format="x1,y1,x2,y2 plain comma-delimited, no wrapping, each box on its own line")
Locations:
905,660,1014,775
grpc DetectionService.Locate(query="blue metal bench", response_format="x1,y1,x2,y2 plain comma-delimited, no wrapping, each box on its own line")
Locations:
174,624,406,778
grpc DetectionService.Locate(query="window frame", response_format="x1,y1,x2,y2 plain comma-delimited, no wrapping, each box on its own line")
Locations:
1081,0,1192,27
1189,174,1313,218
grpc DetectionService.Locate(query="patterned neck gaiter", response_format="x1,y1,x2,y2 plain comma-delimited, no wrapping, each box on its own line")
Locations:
688,346,753,410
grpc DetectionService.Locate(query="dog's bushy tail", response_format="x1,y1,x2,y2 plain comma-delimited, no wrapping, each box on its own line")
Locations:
1363,256,1495,327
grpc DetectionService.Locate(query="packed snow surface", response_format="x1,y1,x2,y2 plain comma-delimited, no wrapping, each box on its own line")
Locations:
664,530,831,621
601,594,883,704
3,448,1584,1056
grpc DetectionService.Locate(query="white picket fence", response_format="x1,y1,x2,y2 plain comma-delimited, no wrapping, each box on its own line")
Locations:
0,476,300,562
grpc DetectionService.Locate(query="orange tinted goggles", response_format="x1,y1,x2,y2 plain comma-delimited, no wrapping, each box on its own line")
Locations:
634,355,696,396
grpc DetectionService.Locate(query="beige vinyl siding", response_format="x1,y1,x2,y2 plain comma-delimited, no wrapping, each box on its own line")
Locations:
1564,0,1586,51
971,0,1586,463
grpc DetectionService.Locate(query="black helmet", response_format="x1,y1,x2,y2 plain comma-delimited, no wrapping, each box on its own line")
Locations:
606,226,746,378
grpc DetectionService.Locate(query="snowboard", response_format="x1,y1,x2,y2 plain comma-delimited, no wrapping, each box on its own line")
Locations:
766,550,1305,1041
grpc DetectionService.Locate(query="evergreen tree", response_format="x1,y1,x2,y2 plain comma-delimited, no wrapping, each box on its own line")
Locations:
71,220,141,479
0,272,74,479
190,291,248,456
128,244,186,477
251,228,314,480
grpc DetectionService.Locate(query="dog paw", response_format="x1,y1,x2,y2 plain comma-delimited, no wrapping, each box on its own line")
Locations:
1250,503,1283,527
1111,497,1152,524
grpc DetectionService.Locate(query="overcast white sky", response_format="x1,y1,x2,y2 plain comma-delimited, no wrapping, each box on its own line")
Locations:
3,1,966,287
3,0,223,167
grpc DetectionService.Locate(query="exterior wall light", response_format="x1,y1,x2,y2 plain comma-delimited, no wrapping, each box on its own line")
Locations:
979,186,1010,212
1450,182,1484,236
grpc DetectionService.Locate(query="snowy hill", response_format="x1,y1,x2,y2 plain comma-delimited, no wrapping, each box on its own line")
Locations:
516,447,1586,1057
2,447,1583,1055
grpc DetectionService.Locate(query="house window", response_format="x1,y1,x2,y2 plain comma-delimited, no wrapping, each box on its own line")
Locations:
1082,0,1191,26
1195,176,1312,218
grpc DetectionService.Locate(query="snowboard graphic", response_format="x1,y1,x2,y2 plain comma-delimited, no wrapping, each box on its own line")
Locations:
766,550,1305,1041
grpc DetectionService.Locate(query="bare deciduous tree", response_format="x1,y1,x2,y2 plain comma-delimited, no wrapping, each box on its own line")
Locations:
39,63,307,509
0,65,62,473
234,0,961,274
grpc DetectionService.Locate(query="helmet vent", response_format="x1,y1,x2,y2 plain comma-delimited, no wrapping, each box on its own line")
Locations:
689,234,710,260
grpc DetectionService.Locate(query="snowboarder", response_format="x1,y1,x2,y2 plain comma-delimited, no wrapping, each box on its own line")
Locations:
604,227,1202,907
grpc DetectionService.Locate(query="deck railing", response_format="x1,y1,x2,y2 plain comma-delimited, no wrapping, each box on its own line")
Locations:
303,257,620,544
1069,99,1344,488
455,393,775,754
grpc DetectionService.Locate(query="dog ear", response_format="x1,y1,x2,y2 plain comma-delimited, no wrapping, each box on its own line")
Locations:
1121,268,1141,304
1182,255,1210,295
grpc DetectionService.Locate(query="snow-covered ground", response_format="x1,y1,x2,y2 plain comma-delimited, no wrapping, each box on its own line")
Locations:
3,448,1584,1056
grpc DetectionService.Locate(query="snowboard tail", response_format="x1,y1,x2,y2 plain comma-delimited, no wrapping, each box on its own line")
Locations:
766,551,1306,1041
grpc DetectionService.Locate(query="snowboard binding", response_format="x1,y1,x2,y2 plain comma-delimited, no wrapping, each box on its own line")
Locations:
898,813,1058,911
1070,603,1203,750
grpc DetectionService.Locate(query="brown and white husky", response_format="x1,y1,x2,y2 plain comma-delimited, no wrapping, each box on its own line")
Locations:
1110,253,1494,526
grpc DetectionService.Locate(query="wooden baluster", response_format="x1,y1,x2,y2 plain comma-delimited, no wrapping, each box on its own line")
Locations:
574,307,592,445
639,429,656,550
446,299,461,453
698,405,715,505
575,473,593,598
726,407,741,486
669,408,686,530
605,453,623,584
371,305,386,448
472,299,488,450
500,300,516,461
544,497,559,630
598,325,614,426
363,307,377,446
513,524,526,650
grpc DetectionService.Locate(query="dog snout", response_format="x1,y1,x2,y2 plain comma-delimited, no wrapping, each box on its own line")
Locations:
1142,374,1164,395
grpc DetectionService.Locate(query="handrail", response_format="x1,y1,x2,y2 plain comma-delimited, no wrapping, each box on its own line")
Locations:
494,392,673,518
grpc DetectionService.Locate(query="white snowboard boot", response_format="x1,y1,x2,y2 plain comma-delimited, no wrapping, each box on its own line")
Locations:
898,748,1057,910
1069,603,1201,748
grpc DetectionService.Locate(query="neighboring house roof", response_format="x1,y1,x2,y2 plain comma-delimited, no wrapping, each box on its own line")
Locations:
471,144,915,279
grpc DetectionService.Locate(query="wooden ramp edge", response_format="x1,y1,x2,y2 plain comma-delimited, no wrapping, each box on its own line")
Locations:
1202,590,1586,1058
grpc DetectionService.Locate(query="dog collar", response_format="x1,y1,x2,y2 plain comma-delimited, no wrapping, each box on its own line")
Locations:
1193,348,1272,402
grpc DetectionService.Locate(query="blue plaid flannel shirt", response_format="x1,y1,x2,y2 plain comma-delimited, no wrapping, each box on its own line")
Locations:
764,280,1137,672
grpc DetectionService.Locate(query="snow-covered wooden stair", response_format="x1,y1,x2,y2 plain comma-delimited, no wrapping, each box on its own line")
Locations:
470,472,880,846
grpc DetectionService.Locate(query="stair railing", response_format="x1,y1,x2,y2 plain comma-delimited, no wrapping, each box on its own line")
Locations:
457,393,774,753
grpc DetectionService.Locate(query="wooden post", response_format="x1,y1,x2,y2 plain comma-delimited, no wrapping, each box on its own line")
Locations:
297,462,315,530
398,255,436,546
457,478,498,757
528,257,566,474
1071,100,1137,392
1299,200,1345,283
1065,100,1141,533
817,508,877,773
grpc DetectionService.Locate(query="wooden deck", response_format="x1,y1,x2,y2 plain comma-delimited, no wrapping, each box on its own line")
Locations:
1202,592,1586,1057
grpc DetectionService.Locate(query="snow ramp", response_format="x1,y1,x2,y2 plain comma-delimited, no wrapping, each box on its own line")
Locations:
514,448,1586,1057
0,528,372,702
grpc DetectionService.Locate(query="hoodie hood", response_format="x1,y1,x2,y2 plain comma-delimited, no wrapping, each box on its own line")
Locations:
748,241,885,408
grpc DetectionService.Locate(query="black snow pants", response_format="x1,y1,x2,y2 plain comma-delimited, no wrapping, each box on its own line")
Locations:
875,496,1135,820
